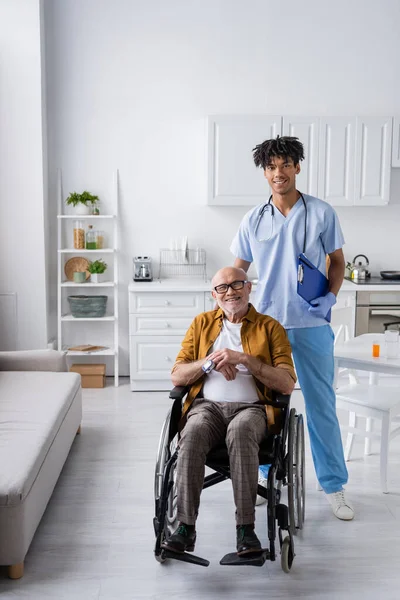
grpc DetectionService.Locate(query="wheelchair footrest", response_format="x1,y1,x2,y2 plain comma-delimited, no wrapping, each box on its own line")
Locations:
163,549,210,567
220,549,269,567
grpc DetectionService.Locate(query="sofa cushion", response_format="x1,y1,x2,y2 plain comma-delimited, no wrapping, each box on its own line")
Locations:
0,371,81,506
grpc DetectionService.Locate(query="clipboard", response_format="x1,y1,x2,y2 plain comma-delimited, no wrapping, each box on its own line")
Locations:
297,253,331,323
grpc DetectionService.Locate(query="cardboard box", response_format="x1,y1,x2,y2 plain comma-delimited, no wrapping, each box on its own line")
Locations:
70,363,106,388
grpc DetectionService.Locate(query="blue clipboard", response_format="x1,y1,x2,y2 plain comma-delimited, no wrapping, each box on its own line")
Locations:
297,253,331,323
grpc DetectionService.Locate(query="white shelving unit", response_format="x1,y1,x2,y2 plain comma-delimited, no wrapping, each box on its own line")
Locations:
57,170,119,386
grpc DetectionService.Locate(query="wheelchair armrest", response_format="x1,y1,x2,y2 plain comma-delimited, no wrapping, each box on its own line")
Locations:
169,386,190,401
270,392,291,408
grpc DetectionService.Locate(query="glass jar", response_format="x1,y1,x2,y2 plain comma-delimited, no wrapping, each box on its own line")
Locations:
73,221,85,249
95,230,105,249
85,225,97,249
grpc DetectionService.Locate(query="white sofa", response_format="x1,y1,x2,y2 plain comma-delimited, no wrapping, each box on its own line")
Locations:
0,350,82,579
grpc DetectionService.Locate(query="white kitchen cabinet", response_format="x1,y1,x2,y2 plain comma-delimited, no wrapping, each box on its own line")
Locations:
354,116,393,206
392,117,400,167
207,115,281,205
282,116,319,196
318,117,356,207
207,114,394,207
129,288,206,391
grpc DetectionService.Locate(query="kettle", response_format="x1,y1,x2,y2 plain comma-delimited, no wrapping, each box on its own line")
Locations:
351,254,370,280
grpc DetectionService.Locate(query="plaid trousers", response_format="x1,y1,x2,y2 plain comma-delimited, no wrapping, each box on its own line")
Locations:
176,398,268,526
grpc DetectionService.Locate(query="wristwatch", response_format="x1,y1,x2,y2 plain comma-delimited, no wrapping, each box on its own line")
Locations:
202,359,215,374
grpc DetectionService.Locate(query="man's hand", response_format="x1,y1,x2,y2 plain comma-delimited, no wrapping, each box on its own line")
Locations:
218,364,238,381
208,348,243,370
308,292,336,319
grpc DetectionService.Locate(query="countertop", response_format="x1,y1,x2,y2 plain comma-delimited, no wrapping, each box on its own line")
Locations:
129,279,400,293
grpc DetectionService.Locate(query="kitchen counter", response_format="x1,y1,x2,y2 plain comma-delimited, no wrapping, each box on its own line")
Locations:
129,279,400,293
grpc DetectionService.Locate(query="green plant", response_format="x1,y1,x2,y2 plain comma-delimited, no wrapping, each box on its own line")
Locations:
65,190,99,207
87,259,107,274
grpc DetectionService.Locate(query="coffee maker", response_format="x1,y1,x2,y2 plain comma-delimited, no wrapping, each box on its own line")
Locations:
133,256,153,281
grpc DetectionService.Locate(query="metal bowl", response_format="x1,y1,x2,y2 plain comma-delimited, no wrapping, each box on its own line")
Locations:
380,271,400,280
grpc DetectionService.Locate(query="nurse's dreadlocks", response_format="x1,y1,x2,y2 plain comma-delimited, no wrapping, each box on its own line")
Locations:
253,136,305,170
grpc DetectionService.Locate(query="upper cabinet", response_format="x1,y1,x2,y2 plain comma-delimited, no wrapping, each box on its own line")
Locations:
282,116,319,197
354,117,392,206
207,114,394,206
318,117,355,207
207,115,281,206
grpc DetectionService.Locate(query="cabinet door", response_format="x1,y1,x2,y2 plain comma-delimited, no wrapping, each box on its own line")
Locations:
130,335,182,390
392,117,400,167
282,116,319,196
354,117,393,206
318,117,356,206
207,115,282,205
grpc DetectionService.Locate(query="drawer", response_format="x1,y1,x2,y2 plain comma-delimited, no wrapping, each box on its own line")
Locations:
129,314,193,336
129,291,204,314
129,335,182,378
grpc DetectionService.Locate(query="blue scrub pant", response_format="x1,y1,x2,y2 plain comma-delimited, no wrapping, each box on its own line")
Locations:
286,325,348,494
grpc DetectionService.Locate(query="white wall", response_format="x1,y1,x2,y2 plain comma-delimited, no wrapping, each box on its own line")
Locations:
42,0,400,374
0,0,48,350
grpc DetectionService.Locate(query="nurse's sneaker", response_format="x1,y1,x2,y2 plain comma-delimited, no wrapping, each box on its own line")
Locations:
255,475,268,506
326,490,354,520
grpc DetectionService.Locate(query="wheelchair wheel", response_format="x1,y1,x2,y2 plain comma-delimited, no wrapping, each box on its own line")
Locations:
287,409,305,536
154,410,179,540
280,535,294,573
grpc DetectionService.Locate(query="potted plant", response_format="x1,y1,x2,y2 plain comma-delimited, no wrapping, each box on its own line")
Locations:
65,190,100,215
87,259,108,283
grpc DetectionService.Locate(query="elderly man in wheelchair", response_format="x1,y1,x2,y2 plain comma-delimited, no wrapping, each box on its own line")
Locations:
154,267,305,571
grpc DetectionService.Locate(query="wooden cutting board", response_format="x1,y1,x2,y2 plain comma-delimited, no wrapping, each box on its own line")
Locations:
68,345,107,352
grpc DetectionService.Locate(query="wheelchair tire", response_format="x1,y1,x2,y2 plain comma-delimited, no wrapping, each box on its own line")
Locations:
287,409,305,536
296,414,306,530
154,410,179,538
280,536,294,573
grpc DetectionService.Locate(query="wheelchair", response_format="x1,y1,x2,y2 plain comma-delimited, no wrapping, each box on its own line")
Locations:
153,386,305,573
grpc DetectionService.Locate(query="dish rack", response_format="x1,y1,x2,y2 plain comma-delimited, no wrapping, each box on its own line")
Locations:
158,248,207,281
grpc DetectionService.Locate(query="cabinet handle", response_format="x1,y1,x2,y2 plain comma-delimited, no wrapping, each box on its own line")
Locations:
165,356,170,361
165,322,170,328
164,301,170,306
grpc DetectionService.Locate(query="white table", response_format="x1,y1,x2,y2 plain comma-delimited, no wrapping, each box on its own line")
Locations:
334,333,400,487
334,333,400,378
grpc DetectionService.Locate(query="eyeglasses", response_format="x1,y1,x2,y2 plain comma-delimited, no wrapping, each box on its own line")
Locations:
213,280,248,294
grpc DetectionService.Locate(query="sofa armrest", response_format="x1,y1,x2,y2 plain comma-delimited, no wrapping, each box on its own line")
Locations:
0,350,67,372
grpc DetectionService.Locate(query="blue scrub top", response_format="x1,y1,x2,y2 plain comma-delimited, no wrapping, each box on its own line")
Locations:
230,194,345,329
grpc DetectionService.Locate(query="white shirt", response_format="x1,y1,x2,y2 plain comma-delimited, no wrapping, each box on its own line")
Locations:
202,319,260,403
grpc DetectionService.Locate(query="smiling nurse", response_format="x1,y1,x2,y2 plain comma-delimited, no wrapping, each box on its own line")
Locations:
230,136,354,521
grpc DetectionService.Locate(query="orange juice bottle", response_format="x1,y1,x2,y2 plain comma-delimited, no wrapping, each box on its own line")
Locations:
372,341,380,358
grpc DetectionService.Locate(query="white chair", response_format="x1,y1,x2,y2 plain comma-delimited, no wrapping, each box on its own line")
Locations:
335,382,400,493
332,311,400,494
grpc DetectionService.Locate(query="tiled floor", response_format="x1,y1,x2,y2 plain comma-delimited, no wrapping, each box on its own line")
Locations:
1,378,400,599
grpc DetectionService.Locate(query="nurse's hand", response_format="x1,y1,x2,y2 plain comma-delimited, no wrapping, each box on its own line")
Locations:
308,292,336,319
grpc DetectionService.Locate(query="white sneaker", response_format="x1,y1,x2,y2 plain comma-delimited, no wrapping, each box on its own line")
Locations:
326,490,355,521
255,475,268,506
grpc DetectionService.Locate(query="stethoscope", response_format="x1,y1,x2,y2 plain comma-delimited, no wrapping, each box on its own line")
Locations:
254,192,308,254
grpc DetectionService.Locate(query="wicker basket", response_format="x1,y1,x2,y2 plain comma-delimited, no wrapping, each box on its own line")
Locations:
67,295,108,318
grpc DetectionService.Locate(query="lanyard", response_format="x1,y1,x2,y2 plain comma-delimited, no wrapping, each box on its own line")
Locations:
254,192,307,254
